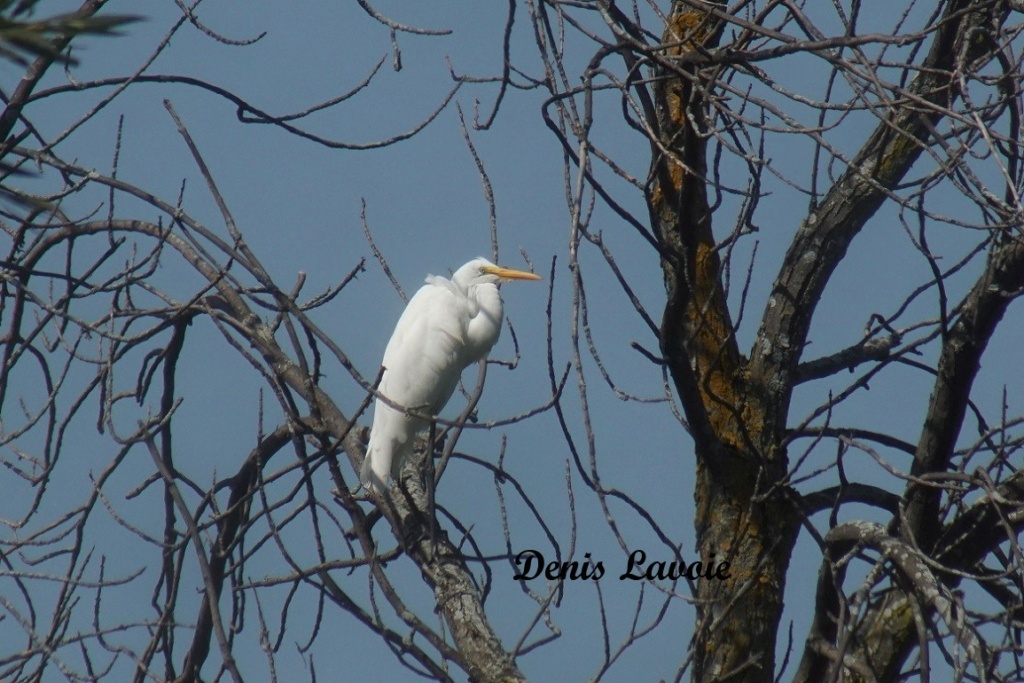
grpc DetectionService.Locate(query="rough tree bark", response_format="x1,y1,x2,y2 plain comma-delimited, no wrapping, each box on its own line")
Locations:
649,3,798,680
649,0,1015,681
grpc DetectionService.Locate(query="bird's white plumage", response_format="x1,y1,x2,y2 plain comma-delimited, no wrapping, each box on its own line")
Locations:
360,257,540,491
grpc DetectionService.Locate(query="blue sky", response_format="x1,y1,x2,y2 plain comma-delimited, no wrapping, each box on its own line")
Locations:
3,1,1022,681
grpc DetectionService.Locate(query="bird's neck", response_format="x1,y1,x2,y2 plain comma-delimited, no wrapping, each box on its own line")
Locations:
470,282,501,316
465,283,503,362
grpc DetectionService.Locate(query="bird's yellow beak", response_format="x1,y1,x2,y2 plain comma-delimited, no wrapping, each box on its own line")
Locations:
483,265,542,281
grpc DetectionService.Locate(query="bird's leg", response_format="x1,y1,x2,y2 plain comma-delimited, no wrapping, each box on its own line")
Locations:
392,436,440,554
394,476,427,552
432,428,448,455
427,418,438,556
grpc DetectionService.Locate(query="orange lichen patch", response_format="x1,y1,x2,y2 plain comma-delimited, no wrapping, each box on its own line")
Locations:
666,97,686,128
691,227,765,453
652,6,768,452
664,6,719,56
648,154,687,208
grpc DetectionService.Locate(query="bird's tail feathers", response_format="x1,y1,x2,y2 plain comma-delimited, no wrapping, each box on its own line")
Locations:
360,442,388,493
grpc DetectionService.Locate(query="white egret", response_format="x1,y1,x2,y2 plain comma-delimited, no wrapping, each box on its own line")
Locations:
360,257,541,491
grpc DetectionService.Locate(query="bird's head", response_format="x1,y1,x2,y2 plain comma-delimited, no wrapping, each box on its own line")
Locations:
456,257,542,287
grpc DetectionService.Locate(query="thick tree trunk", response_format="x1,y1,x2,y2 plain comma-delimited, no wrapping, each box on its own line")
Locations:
651,1,1009,680
649,4,798,681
